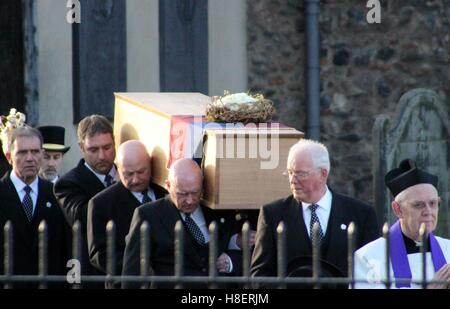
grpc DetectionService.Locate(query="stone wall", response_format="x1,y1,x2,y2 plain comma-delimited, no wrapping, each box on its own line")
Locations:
247,0,450,203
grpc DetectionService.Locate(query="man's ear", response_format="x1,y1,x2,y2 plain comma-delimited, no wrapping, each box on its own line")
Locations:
391,200,403,218
78,142,84,152
321,168,328,179
165,179,171,192
5,151,12,165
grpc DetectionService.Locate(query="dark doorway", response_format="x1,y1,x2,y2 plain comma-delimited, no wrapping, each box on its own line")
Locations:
0,1,25,175
0,1,25,115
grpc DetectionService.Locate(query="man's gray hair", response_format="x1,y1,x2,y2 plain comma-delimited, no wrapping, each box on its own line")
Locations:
9,126,43,152
287,139,330,173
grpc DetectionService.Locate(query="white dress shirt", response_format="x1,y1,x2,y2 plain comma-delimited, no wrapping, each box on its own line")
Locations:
10,171,39,215
301,186,332,237
131,188,156,203
84,162,117,187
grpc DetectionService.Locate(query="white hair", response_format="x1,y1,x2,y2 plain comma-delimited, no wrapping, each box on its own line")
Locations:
287,139,330,173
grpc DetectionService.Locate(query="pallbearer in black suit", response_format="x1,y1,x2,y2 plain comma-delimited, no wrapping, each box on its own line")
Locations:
54,115,117,288
87,140,167,288
122,158,240,289
38,125,71,184
0,127,70,288
251,139,380,287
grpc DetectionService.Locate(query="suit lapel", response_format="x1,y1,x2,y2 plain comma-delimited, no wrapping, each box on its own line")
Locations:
287,198,312,254
30,179,58,242
150,183,167,200
77,159,106,195
1,173,34,247
118,182,141,211
324,193,347,261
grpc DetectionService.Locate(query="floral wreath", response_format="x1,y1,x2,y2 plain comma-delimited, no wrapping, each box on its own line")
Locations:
0,108,27,154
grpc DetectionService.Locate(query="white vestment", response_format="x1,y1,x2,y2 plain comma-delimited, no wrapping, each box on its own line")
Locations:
353,236,450,289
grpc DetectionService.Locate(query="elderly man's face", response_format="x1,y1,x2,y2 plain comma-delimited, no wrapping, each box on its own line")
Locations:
8,136,42,184
118,158,151,193
40,151,63,182
393,184,440,241
287,152,328,204
167,176,202,214
80,133,115,175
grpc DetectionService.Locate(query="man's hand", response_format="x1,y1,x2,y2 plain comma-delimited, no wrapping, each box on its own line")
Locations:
236,230,256,249
428,264,450,289
216,253,232,273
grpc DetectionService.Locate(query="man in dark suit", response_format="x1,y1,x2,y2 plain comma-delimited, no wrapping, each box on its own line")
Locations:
251,139,379,287
54,115,117,288
0,126,70,288
122,158,241,289
87,140,167,288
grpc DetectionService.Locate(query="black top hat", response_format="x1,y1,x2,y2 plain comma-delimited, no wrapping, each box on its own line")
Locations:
385,159,438,197
287,256,346,289
37,126,70,154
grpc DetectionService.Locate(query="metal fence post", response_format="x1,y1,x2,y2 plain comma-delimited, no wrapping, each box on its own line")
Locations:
312,222,322,289
72,221,82,289
106,220,116,288
38,221,48,289
382,222,390,289
208,221,218,289
419,223,427,289
242,222,251,289
174,220,184,289
276,222,286,289
3,221,13,289
347,222,355,289
140,221,150,289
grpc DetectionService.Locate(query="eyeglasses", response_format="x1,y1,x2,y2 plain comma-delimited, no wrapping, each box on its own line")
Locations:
283,168,320,180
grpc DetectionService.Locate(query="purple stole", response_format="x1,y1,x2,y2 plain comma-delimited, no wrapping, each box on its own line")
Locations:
390,220,447,288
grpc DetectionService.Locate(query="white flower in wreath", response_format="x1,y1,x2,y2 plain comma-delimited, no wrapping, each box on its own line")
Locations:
219,92,258,111
0,108,27,154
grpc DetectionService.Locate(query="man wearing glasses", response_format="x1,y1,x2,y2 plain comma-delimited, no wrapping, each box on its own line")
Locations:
354,159,450,289
251,139,379,287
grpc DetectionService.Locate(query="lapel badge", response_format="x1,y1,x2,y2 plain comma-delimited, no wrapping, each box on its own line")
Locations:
220,217,225,224
340,224,347,231
46,202,52,208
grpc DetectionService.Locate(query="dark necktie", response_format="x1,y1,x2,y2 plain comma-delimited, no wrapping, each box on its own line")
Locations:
22,186,34,222
184,213,206,245
309,204,323,243
141,189,151,204
104,174,114,187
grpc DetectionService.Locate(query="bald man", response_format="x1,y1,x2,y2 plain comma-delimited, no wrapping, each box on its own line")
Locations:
122,158,240,289
87,140,167,288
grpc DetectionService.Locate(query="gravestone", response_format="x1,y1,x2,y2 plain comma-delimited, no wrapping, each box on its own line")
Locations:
373,88,450,237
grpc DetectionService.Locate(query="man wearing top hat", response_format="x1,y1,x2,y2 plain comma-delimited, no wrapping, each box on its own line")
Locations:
38,126,71,183
354,159,450,289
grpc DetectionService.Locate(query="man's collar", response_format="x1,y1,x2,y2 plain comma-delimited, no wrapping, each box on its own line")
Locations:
84,161,116,181
10,170,39,193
